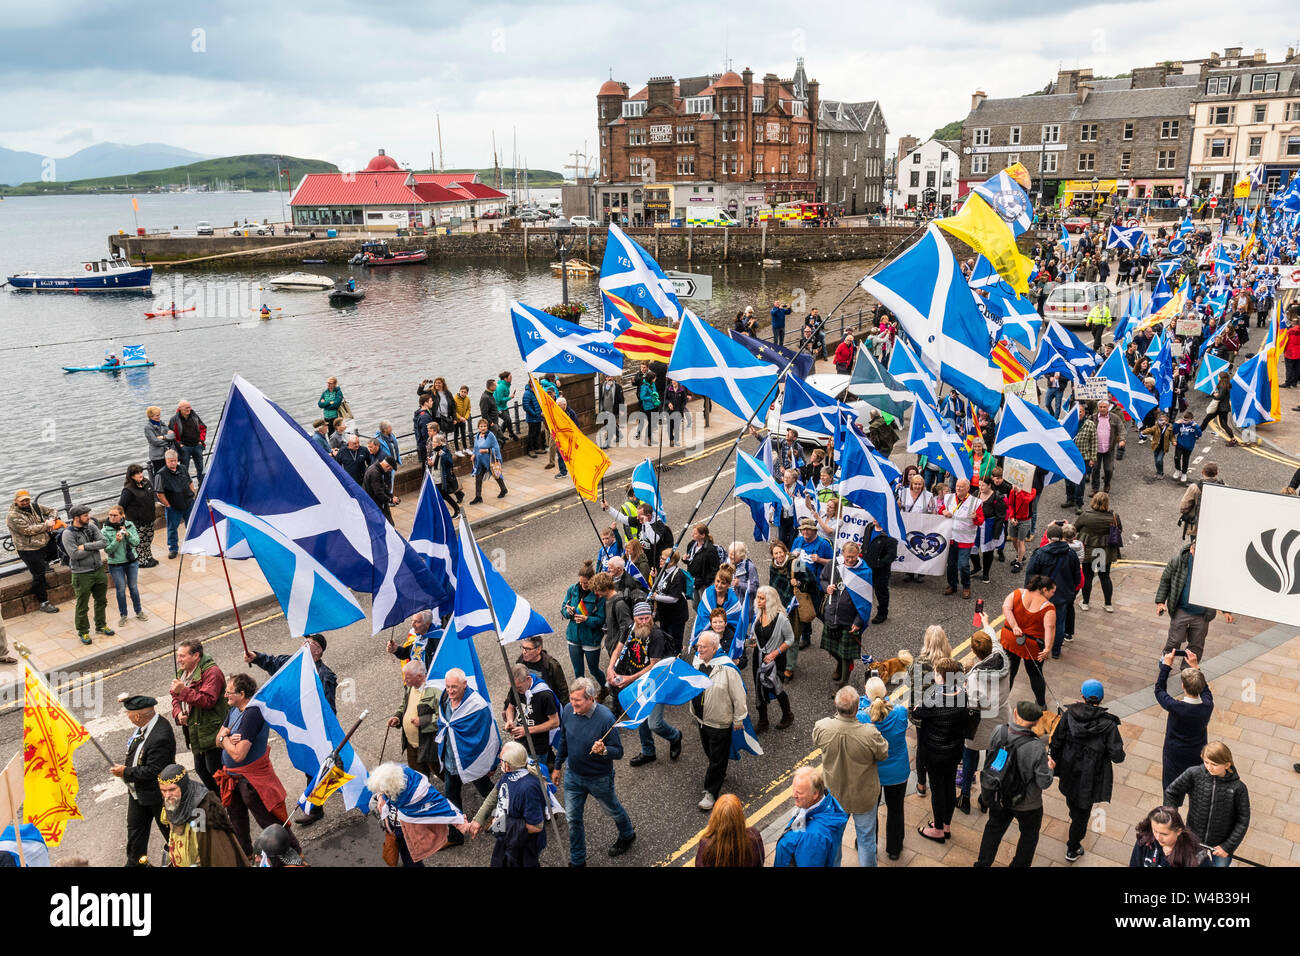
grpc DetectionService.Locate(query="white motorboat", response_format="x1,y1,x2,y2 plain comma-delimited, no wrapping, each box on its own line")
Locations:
267,272,333,290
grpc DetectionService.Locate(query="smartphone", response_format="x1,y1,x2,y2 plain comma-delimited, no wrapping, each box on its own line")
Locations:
975,598,985,616
1173,649,1187,658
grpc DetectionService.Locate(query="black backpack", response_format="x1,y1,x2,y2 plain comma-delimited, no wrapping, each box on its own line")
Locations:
979,730,1036,811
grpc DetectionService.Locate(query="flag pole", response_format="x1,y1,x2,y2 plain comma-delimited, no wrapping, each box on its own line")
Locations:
302,709,368,807
672,220,933,544
207,505,250,656
460,519,563,843
13,649,115,768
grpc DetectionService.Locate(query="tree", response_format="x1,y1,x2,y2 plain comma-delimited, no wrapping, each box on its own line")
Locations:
931,120,963,141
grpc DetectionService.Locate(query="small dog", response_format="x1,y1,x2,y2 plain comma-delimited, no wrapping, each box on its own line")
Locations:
1032,709,1062,739
860,649,914,685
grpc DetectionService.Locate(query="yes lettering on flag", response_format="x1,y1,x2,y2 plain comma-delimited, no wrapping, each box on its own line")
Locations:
510,300,623,377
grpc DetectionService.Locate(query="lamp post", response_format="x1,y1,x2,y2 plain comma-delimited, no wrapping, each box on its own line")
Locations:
1090,175,1100,224
548,218,575,308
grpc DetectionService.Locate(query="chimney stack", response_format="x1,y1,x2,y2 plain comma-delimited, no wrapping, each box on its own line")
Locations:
971,90,987,110
646,76,675,111
762,73,780,111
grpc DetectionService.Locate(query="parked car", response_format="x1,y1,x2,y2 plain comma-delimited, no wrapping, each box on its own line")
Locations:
481,208,502,219
229,221,270,236
570,215,598,228
1043,281,1115,327
196,221,214,236
1062,216,1093,234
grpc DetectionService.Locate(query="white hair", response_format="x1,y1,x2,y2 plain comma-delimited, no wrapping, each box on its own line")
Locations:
402,660,426,679
569,676,597,699
729,541,748,560
698,631,720,651
607,556,625,572
367,762,409,799
414,609,434,627
445,667,466,685
834,685,859,716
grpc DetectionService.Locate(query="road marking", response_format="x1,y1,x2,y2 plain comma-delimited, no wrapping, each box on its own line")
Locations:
1208,422,1299,466
674,468,734,494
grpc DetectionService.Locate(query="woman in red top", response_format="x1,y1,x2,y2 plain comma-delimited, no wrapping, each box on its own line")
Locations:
999,576,1057,708
833,334,856,375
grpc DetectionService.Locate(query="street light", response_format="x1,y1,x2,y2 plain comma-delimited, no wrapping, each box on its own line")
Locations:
1090,176,1100,223
548,217,576,308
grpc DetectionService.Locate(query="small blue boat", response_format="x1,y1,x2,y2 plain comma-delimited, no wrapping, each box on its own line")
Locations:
63,361,155,373
7,256,152,293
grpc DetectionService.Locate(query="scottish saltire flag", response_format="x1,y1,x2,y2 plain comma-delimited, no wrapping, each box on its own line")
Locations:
1042,319,1099,377
379,765,465,825
781,373,854,436
1140,233,1152,257
1144,330,1166,362
1206,287,1229,318
1059,401,1082,438
1213,244,1238,276
730,713,764,760
599,223,687,323
968,255,1013,294
122,344,148,362
631,458,666,521
1249,163,1266,190
1097,348,1158,423
614,657,711,729
1152,333,1175,408
973,171,1034,236
1112,291,1143,346
848,344,914,418
208,501,365,636
986,286,1040,351
1025,338,1074,383
1178,216,1194,238
838,429,905,540
1194,349,1228,395
437,683,501,783
1150,274,1173,316
669,312,779,422
1106,225,1145,250
835,558,875,623
1059,222,1072,254
455,514,551,645
1230,350,1274,428
908,399,972,482
0,823,50,867
887,335,938,403
736,448,794,512
248,645,371,812
510,300,623,377
743,434,778,542
859,223,1004,413
625,561,650,590
992,394,1086,484
426,619,489,696
1155,258,1181,279
691,583,742,639
408,471,457,617
183,376,437,634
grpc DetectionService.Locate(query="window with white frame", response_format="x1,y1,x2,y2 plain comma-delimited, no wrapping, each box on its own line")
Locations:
1008,152,1020,166
1248,135,1262,157
600,130,607,146
1250,73,1279,93
1080,124,1098,142
1209,106,1234,125
1119,152,1131,172
1206,76,1230,95
798,127,808,144
1009,126,1021,145
753,96,764,112
816,158,822,177
1287,102,1300,121
676,155,695,175
973,128,990,146
1208,137,1231,158
1041,124,1060,144
622,100,647,118
1123,122,1134,140
1253,104,1267,122
684,96,713,114
1077,152,1095,172
756,153,765,173
676,125,695,144
1157,149,1176,170
628,128,646,146
853,145,858,162
781,126,789,143
1040,152,1058,173
792,101,804,117
1160,120,1180,139
781,154,788,174
971,155,990,174
1288,135,1300,157
842,159,847,175
798,155,807,174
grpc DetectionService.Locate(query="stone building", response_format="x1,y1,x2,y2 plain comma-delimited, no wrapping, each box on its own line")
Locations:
815,98,888,215
959,65,1198,208
893,137,961,214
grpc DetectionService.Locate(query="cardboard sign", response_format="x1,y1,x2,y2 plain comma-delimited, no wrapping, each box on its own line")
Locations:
1002,458,1036,491
1175,317,1203,336
1075,376,1110,401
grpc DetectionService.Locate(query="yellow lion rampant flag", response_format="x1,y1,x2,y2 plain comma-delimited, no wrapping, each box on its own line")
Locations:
23,662,90,846
302,760,354,808
532,376,610,501
936,193,1035,297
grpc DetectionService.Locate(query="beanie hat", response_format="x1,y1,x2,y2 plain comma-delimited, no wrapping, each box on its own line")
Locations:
1016,699,1044,722
633,601,653,618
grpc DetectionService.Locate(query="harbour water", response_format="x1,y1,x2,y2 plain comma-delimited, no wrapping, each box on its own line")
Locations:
0,192,853,497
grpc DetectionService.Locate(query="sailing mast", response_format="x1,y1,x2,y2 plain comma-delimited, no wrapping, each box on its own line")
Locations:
436,113,445,173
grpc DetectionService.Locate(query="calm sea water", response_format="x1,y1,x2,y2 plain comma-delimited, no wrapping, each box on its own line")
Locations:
0,192,830,498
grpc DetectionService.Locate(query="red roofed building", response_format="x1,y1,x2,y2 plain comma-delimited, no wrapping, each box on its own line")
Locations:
593,63,819,225
289,149,507,231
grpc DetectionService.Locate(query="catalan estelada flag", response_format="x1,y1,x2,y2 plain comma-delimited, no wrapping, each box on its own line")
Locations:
23,663,90,846
532,375,610,501
992,339,1027,386
602,290,676,364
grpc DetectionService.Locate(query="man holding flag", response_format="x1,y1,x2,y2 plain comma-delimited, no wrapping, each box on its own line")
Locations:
820,541,871,682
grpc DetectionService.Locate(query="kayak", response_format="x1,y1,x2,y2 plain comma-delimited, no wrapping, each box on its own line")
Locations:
63,361,155,373
328,288,366,304
144,307,195,318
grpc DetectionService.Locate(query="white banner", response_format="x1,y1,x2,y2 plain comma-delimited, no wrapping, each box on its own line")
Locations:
1188,484,1300,627
836,506,951,575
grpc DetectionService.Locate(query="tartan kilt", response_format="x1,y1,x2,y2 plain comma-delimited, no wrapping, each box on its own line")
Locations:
820,625,861,660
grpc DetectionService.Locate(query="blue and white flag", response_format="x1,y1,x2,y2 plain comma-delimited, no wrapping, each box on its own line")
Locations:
1249,163,1266,190
1194,350,1229,395
887,335,938,404
599,223,688,323
1112,291,1143,346
122,344,148,362
908,400,972,482
730,713,764,760
1230,350,1274,428
848,343,914,419
1097,348,1158,424
625,560,650,590
379,765,465,825
0,823,50,867
1154,257,1182,279
426,619,490,697
668,312,780,422
728,329,816,381
691,584,742,639
838,429,905,540
973,171,1034,237
736,448,794,512
1177,216,1194,238
407,471,458,618
1140,233,1152,257
1149,274,1173,316
986,286,1041,351
1042,319,1100,377
510,300,623,377
993,393,1086,484
1058,223,1072,254
835,558,875,623
1152,332,1174,408
860,224,1004,414
614,657,712,728
183,376,438,634
437,685,501,783
1059,400,1082,438
208,501,365,636
631,458,666,521
1027,337,1077,382
1212,244,1238,276
455,514,551,645
249,645,371,812
782,373,856,436
1144,330,1166,362
1106,225,1145,250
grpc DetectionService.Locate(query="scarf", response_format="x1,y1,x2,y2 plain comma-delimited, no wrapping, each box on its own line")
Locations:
160,767,208,827
787,794,827,833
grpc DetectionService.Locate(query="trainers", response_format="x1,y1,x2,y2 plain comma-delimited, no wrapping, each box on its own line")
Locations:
1010,561,1021,573
1104,605,1114,612
96,626,116,636
118,616,129,628
697,792,716,812
1063,633,1074,642
40,602,59,614
1065,847,1085,863
1080,603,1090,611
137,611,149,622
79,633,92,645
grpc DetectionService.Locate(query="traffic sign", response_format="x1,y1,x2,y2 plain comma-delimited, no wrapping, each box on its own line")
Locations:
665,270,713,301
1209,196,1219,208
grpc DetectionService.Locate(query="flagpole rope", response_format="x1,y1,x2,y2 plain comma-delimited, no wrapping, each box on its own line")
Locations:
208,505,250,657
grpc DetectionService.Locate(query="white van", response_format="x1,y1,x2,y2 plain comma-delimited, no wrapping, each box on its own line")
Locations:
1043,282,1115,328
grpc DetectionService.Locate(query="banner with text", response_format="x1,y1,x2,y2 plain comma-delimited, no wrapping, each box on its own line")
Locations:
836,506,951,575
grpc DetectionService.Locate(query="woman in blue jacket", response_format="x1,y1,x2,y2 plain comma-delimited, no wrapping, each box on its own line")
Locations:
638,370,661,445
561,561,607,685
468,419,507,504
861,676,910,861
522,380,544,457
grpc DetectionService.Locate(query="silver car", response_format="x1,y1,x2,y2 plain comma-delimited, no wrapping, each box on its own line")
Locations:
1043,282,1115,328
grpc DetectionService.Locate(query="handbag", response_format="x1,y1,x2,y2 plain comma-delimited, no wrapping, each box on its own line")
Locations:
490,459,503,480
381,831,399,867
1107,512,1124,549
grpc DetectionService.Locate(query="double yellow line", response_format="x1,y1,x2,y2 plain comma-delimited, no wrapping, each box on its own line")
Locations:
1208,422,1299,467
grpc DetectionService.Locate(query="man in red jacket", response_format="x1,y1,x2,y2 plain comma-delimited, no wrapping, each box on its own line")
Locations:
170,639,229,793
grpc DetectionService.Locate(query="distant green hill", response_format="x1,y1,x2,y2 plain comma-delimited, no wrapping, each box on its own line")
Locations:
438,167,567,188
1,154,337,195
931,120,963,141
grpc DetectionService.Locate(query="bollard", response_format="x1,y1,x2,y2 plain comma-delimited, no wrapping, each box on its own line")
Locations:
60,480,73,512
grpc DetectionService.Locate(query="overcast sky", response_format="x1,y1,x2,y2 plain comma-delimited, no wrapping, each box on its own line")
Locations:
2,0,1297,173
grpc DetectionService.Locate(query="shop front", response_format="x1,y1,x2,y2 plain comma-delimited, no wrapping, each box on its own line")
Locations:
1060,178,1118,210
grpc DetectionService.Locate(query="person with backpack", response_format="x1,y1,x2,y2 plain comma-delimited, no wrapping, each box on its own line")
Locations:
1164,741,1251,868
1050,679,1126,862
973,700,1055,867
1074,491,1121,613
638,370,662,446
962,625,1011,815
